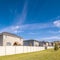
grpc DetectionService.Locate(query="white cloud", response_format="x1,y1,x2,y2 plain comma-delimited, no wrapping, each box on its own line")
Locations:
28,32,38,34
0,23,53,34
40,36,60,40
1,16,60,34
0,25,20,34
58,30,60,33
14,30,24,34
14,30,18,33
53,20,60,27
20,23,53,30
48,30,60,34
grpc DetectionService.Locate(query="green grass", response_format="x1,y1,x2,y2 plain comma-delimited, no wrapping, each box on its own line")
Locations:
0,49,60,60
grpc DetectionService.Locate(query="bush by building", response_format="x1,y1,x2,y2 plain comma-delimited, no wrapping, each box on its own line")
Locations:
54,42,59,51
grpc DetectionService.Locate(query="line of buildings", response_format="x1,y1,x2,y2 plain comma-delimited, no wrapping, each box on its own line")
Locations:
0,32,54,46
24,40,54,46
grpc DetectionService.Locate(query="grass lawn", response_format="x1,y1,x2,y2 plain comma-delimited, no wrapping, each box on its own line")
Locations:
0,49,60,60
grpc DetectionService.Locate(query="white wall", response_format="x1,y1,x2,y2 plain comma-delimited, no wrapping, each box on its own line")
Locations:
0,46,53,56
3,35,23,46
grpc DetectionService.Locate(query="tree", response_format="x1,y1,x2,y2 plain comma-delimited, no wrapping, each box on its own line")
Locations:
54,42,59,51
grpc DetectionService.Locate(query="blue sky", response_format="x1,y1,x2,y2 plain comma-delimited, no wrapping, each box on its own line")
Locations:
0,0,60,41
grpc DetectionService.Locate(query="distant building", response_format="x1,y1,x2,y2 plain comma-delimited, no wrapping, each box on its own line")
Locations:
23,40,39,46
39,41,53,46
48,42,54,46
0,32,23,46
39,41,46,46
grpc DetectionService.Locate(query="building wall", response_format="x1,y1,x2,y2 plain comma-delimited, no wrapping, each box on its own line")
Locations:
28,41,34,46
3,35,23,46
34,41,39,46
39,42,45,46
23,41,29,46
24,40,39,46
46,43,49,46
23,41,34,46
0,35,3,46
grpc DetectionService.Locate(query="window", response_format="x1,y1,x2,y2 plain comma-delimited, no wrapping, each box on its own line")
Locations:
6,42,11,46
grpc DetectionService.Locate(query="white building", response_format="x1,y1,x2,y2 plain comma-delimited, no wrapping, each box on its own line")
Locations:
0,32,23,46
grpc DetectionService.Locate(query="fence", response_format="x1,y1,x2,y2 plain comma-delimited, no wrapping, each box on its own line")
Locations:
0,46,53,56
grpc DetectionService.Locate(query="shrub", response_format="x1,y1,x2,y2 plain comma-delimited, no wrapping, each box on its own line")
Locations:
54,42,59,51
45,46,47,50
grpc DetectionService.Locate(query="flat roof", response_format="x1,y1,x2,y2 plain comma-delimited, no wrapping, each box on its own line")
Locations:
24,40,39,42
